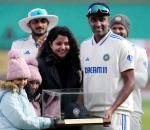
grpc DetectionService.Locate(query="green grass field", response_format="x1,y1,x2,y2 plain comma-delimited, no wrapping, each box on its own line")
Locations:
142,100,150,130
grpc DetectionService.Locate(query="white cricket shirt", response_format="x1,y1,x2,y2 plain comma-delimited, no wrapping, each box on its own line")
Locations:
131,43,148,116
80,30,134,114
11,35,40,60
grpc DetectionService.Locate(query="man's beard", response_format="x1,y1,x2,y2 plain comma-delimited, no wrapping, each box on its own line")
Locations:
32,30,47,36
32,27,47,36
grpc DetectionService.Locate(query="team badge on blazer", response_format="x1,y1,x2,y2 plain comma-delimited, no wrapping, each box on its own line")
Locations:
103,54,110,61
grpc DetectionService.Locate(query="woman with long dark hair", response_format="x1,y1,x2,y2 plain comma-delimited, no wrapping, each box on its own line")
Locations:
37,26,82,130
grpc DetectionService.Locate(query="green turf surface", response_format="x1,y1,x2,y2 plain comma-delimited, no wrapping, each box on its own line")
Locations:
142,100,150,130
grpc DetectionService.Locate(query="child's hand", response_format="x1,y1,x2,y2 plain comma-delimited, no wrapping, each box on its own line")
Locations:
51,116,64,127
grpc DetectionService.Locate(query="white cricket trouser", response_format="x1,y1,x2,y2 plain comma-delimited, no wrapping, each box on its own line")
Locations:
130,113,142,130
82,112,130,130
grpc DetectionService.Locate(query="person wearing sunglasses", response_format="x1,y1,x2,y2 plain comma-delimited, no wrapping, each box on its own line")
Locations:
110,14,148,130
11,8,58,60
80,2,135,130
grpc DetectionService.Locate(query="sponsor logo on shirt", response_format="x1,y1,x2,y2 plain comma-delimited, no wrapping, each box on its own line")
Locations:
24,50,30,55
127,55,133,62
85,57,89,61
84,66,107,74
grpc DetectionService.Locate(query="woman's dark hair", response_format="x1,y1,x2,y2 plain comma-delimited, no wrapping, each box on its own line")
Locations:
38,26,81,70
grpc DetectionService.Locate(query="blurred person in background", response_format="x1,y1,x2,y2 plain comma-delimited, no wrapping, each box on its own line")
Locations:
37,26,82,130
25,58,42,116
11,8,58,60
80,2,135,130
110,14,148,130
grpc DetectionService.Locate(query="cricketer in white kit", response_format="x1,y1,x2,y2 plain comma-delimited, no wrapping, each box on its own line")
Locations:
81,30,134,130
110,14,148,130
11,8,58,60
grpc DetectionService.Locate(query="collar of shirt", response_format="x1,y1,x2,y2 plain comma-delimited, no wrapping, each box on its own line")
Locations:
29,33,48,48
92,29,112,46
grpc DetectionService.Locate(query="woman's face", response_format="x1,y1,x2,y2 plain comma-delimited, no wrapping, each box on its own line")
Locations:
50,35,70,59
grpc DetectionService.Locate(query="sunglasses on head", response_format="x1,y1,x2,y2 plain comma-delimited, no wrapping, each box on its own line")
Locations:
87,5,110,16
30,10,46,17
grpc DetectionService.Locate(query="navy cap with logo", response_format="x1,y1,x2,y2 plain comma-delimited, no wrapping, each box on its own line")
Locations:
86,2,110,17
